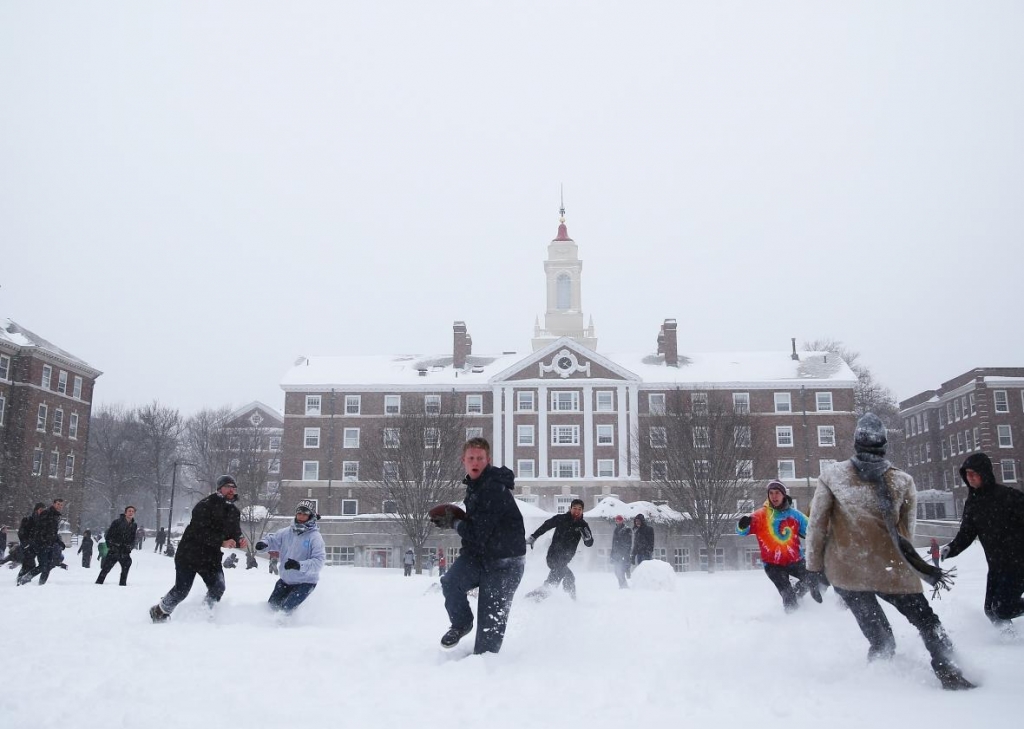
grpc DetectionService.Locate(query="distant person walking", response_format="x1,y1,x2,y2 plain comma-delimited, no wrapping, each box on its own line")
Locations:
96,506,138,586
403,548,415,576
631,513,655,566
154,527,166,553
78,529,94,568
136,526,146,551
610,515,633,589
929,538,941,569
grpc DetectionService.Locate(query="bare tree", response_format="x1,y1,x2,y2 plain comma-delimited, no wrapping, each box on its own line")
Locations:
182,406,234,497
642,388,769,571
360,394,467,573
225,417,282,551
84,404,146,527
136,401,184,524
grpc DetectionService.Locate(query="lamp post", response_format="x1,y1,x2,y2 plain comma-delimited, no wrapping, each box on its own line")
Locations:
165,461,196,555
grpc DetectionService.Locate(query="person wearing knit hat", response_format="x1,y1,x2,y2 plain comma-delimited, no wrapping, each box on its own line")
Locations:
737,480,820,612
805,413,975,690
525,498,594,600
252,499,325,613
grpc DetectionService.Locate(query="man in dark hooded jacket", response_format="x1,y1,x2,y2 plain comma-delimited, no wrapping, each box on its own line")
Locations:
96,506,138,585
15,504,45,582
631,513,655,565
525,498,594,599
18,499,65,586
942,452,1024,629
148,476,247,622
434,437,525,654
610,515,632,588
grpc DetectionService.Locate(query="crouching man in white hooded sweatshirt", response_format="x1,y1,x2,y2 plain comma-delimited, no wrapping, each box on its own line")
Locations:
255,500,326,613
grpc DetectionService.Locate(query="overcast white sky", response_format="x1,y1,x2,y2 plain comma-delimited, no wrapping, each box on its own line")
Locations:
2,2,1022,416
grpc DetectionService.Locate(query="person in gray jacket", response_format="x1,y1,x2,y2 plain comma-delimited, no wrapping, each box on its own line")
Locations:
254,500,326,613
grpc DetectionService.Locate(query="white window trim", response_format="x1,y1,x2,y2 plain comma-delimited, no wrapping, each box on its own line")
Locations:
0,354,10,381
341,499,358,516
597,459,615,477
776,425,794,447
733,392,750,414
777,459,796,480
816,392,833,412
648,393,666,415
596,423,615,446
304,427,321,448
996,424,1013,448
384,395,401,415
68,412,79,439
517,459,536,478
424,395,441,414
517,391,535,412
343,427,360,449
817,425,836,447
383,428,401,449
517,424,535,447
302,461,320,480
774,392,792,413
550,459,581,478
305,395,321,416
551,424,581,446
345,395,361,415
42,364,52,389
650,426,667,448
595,390,614,412
551,391,580,412
993,390,1009,413
466,394,484,414
73,375,82,399
342,461,359,481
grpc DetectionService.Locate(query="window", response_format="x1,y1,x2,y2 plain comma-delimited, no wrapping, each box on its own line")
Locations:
776,426,794,447
734,426,751,448
818,425,836,447
517,459,535,478
424,395,441,414
64,453,75,480
343,428,360,448
32,448,43,475
970,393,977,416
691,392,708,415
596,424,614,446
57,370,68,394
777,460,796,480
699,548,725,570
693,426,710,449
954,399,961,421
268,459,281,474
551,391,579,412
946,402,953,424
694,459,710,478
939,408,946,428
516,494,539,506
42,364,52,389
816,392,833,412
651,461,668,480
304,428,320,448
819,459,837,475
383,428,401,448
383,461,400,479
733,392,750,414
965,429,973,451
302,461,319,480
423,459,443,481
650,427,667,448
774,392,792,413
327,546,355,566
1001,459,1017,483
551,460,580,478
466,395,483,414
517,391,535,412
341,499,358,516
923,412,929,432
384,395,401,415
382,500,398,514
73,376,82,399
997,424,1013,448
48,451,59,478
342,461,359,481
673,548,690,573
517,425,535,447
597,459,615,477
423,428,440,449
345,395,361,414
305,395,321,415
37,404,47,431
269,436,281,450
0,354,9,380
554,494,578,513
551,425,580,445
466,427,483,440
596,391,614,412
925,442,931,461
973,427,980,450
736,460,753,479
53,409,63,436
648,393,666,415
0,394,5,425
956,432,964,454
994,390,1009,413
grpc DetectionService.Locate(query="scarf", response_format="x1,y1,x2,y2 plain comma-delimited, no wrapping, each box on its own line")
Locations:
851,453,956,599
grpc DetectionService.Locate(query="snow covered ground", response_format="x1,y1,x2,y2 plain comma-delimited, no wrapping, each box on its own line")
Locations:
1,544,1016,728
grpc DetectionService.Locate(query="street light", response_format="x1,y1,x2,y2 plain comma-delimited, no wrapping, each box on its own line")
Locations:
165,461,197,555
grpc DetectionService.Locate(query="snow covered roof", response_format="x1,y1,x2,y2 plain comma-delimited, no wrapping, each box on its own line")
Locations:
585,496,687,523
0,318,101,376
281,353,525,390
607,350,856,387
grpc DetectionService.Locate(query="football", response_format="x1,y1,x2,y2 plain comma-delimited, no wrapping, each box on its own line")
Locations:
428,503,467,521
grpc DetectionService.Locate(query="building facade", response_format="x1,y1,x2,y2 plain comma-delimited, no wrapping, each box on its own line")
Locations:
0,319,101,527
900,368,1024,516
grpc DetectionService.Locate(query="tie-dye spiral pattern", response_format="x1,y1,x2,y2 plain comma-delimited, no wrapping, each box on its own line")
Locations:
736,500,808,566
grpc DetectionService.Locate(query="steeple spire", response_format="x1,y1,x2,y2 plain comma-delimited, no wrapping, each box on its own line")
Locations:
555,185,571,241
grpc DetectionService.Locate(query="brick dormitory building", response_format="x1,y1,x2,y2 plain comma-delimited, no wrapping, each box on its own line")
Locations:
273,212,859,570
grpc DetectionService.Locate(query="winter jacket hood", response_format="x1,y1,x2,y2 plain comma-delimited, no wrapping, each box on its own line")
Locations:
959,452,997,489
945,454,1024,570
455,465,526,560
257,519,325,585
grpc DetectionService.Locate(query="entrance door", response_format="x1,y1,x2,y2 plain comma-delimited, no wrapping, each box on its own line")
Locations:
367,548,392,569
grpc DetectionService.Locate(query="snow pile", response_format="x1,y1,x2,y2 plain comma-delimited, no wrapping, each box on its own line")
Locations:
586,496,686,523
630,558,677,591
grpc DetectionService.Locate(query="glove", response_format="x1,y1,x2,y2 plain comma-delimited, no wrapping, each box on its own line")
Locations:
255,541,268,551
430,507,455,530
284,559,300,570
581,526,594,547
526,535,535,549
940,545,951,561
738,516,751,530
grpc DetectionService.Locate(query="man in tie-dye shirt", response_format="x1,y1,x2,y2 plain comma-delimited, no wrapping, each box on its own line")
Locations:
738,480,821,612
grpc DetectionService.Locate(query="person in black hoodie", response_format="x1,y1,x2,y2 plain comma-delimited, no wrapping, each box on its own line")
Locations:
15,503,45,582
148,475,247,622
942,452,1024,630
78,529,94,568
18,499,65,586
631,513,655,565
96,507,138,585
525,498,594,600
433,437,525,654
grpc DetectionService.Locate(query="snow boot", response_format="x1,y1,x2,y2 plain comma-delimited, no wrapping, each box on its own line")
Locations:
440,624,473,649
935,664,976,691
149,604,170,623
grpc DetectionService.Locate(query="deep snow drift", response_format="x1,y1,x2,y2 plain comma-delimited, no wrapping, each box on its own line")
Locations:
0,544,1016,728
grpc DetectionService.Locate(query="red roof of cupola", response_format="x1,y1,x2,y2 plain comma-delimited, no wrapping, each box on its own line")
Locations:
555,220,571,240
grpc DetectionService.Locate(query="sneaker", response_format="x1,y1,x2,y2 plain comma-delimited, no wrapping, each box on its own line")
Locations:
149,604,170,623
440,624,473,649
937,668,976,691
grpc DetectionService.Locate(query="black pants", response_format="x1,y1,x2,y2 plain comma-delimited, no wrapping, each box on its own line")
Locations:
97,552,132,585
834,588,957,674
154,540,165,553
267,580,317,612
612,557,630,588
763,560,813,611
984,569,1024,624
544,561,577,598
19,543,56,584
81,552,92,568
441,553,525,654
159,562,226,614
404,564,413,576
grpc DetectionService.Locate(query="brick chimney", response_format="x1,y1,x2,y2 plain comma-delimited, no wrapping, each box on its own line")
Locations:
791,337,799,361
661,319,678,367
453,321,470,369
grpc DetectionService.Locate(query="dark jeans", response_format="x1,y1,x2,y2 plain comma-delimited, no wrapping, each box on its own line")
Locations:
268,580,317,612
97,552,132,585
612,557,630,588
159,563,226,614
634,552,652,566
441,553,525,654
544,561,577,598
154,541,165,553
763,560,813,611
81,552,92,568
835,588,957,675
20,543,57,585
404,564,413,576
984,569,1024,625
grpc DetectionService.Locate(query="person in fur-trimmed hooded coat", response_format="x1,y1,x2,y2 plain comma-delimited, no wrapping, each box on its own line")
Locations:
805,413,975,691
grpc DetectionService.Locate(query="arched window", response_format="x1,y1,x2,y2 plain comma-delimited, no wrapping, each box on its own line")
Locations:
556,273,572,310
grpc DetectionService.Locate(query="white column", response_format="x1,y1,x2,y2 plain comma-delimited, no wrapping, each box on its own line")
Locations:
617,385,629,479
491,386,503,466
583,384,594,478
538,385,549,478
628,385,640,478
503,386,515,469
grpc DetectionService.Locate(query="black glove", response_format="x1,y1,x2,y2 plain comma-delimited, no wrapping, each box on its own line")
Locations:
738,516,751,530
431,507,456,530
284,559,300,570
255,541,268,551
